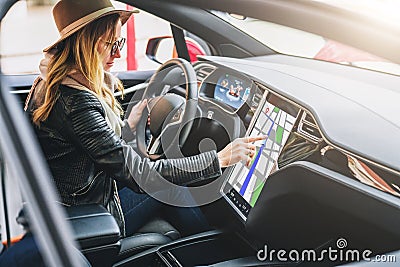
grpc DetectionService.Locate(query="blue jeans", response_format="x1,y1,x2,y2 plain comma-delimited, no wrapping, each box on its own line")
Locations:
0,233,45,267
118,187,211,237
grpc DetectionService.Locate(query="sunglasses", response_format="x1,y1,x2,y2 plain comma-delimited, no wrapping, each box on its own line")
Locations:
103,37,126,56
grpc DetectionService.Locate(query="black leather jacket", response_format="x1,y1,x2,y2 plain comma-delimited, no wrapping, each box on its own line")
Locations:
26,83,221,235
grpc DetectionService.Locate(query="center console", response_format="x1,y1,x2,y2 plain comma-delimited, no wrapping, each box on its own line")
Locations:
115,230,263,267
66,204,121,267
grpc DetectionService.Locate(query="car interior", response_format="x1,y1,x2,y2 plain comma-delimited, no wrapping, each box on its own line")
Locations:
1,0,400,266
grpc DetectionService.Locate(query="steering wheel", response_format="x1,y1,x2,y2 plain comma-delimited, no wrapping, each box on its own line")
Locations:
135,58,198,160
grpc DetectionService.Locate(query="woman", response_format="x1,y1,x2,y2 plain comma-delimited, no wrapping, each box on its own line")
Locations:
25,0,263,237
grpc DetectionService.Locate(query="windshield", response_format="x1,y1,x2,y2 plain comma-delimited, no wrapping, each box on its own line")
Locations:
313,0,400,27
212,0,400,76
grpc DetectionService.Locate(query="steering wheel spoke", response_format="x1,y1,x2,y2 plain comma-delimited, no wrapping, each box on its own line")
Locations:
147,136,162,155
133,58,198,159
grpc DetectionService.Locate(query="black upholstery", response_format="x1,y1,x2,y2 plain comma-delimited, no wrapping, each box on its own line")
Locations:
117,217,181,260
118,233,171,259
66,204,181,264
66,204,121,266
66,204,121,249
137,217,181,240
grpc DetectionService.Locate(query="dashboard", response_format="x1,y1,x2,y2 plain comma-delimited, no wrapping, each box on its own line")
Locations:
194,61,324,220
192,58,400,229
188,57,400,263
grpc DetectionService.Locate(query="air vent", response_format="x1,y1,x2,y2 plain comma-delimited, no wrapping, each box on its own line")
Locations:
298,111,322,143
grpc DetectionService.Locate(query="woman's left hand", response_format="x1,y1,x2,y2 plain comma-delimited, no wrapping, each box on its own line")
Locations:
126,99,147,132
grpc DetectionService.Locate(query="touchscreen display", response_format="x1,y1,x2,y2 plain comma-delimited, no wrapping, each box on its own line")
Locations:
224,92,299,218
214,74,251,109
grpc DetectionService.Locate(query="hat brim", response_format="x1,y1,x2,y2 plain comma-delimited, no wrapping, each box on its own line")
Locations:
43,9,138,52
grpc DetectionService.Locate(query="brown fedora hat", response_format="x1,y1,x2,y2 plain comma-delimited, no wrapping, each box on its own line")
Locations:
44,0,138,52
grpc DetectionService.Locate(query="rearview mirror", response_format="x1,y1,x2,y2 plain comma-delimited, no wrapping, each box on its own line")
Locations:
146,36,175,65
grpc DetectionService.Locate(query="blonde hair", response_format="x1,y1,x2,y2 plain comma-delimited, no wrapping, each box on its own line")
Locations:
33,14,124,125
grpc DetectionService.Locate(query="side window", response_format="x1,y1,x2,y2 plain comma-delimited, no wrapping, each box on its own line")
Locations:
0,0,209,75
131,7,172,70
0,1,59,74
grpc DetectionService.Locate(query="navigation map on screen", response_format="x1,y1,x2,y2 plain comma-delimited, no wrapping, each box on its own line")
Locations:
226,94,298,210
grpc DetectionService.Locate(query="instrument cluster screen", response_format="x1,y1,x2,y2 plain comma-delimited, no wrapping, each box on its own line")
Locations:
214,74,251,109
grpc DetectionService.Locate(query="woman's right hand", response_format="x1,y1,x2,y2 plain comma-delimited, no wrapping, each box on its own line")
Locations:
217,135,266,168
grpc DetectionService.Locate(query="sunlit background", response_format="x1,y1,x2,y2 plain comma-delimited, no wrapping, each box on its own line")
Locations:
314,0,400,27
0,0,170,74
1,0,400,75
